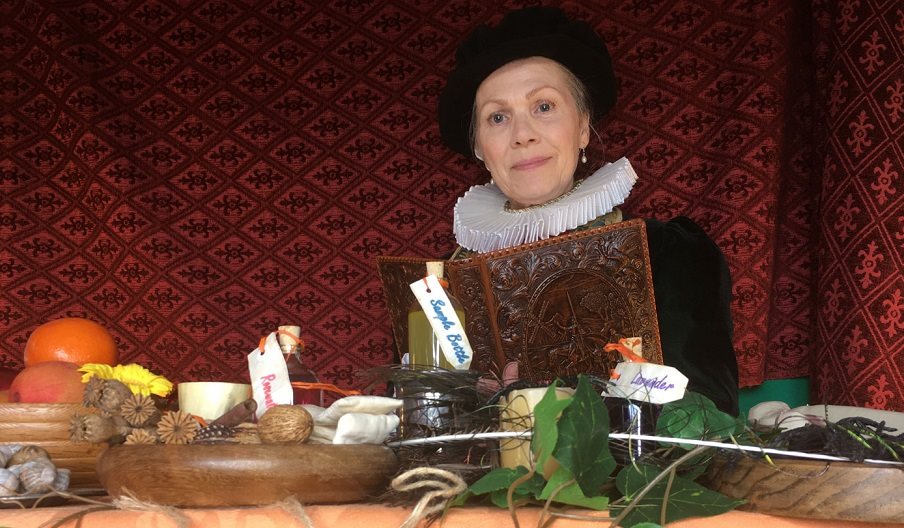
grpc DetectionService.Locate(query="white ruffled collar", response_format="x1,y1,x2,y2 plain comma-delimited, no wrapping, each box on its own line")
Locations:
453,157,638,253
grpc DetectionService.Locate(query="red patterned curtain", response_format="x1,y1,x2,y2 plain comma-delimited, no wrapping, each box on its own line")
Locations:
1,1,901,408
810,0,904,408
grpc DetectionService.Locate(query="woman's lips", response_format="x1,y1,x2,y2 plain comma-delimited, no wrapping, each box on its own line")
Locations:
511,156,551,171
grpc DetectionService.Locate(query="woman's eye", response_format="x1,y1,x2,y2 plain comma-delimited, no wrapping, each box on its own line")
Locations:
538,102,552,113
489,113,505,124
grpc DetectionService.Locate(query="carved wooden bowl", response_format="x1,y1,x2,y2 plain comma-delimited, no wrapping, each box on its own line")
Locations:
97,443,398,507
704,456,904,523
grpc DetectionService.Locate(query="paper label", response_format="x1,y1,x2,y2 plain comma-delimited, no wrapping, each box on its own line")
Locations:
409,274,472,369
247,331,294,418
607,362,688,404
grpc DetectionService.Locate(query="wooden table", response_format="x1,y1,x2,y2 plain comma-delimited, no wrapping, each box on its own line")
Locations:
4,503,904,527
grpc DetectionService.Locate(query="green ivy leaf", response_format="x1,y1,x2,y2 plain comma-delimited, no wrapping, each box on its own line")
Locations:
655,392,741,449
552,375,616,496
455,466,546,507
531,380,573,472
468,466,529,495
614,464,744,526
539,465,609,510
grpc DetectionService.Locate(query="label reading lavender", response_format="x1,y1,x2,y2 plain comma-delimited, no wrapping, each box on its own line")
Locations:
409,274,473,369
607,362,688,404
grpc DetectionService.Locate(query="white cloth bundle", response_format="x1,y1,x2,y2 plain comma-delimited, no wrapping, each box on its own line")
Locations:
302,395,402,445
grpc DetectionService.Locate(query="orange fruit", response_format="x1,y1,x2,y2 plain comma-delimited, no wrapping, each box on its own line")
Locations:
24,317,118,367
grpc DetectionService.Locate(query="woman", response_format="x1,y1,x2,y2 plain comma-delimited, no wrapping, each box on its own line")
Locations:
438,7,739,415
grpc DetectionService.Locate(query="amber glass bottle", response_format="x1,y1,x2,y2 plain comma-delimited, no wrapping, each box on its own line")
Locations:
277,325,323,407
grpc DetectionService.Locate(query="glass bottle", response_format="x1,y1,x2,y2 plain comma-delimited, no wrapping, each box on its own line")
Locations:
406,262,466,369
401,262,469,435
277,325,323,407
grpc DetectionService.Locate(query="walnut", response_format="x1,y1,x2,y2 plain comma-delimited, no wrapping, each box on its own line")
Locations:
258,405,313,444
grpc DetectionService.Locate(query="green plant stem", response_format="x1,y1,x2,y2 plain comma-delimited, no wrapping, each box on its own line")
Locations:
660,467,677,526
539,477,576,528
506,467,537,528
609,445,709,528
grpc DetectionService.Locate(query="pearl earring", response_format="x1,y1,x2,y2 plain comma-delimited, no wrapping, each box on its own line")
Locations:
580,148,587,164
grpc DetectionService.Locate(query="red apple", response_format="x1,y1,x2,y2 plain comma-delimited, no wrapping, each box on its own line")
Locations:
8,361,84,403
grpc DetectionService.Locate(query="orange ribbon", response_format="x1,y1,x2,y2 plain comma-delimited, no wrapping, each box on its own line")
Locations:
291,381,360,397
603,337,647,380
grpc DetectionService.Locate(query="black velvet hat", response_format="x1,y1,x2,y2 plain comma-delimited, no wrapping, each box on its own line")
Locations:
438,6,617,157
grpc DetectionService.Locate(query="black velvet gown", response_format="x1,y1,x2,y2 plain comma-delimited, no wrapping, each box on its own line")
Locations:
643,216,739,415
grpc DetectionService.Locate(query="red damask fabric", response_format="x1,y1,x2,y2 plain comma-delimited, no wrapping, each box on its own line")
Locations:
809,0,904,408
0,0,900,407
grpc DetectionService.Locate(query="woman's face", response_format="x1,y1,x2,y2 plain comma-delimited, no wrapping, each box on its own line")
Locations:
474,57,590,209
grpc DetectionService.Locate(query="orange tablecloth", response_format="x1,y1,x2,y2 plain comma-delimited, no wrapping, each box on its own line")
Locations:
3,504,903,527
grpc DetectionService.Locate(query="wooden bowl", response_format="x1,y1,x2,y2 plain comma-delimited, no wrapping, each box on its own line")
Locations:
0,403,107,489
704,456,904,523
97,444,399,507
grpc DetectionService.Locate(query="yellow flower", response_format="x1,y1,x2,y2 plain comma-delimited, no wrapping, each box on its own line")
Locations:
80,363,174,397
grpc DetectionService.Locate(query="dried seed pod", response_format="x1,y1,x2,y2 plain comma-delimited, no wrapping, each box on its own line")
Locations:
17,459,57,494
111,414,133,440
83,376,106,408
7,445,50,467
120,393,161,427
98,379,133,414
258,405,313,444
70,414,117,443
124,428,159,445
52,467,70,491
0,468,19,495
156,411,199,444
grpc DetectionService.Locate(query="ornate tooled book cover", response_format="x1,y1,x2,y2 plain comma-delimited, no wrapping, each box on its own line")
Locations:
445,218,663,382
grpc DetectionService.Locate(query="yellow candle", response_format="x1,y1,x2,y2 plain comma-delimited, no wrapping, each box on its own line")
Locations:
499,387,574,471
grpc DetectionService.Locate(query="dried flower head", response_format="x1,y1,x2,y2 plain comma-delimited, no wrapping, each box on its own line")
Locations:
124,428,159,445
120,393,161,427
157,411,199,444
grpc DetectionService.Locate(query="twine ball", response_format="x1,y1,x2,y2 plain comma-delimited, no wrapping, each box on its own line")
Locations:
258,405,313,444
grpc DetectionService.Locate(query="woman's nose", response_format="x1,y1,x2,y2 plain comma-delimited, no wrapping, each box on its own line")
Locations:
510,115,538,146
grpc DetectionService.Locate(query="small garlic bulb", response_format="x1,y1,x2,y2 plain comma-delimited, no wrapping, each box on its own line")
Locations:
0,444,22,467
17,459,56,494
52,467,70,491
7,445,50,467
0,468,19,495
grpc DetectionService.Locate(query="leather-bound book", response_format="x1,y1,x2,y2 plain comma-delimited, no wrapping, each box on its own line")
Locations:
377,218,663,382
